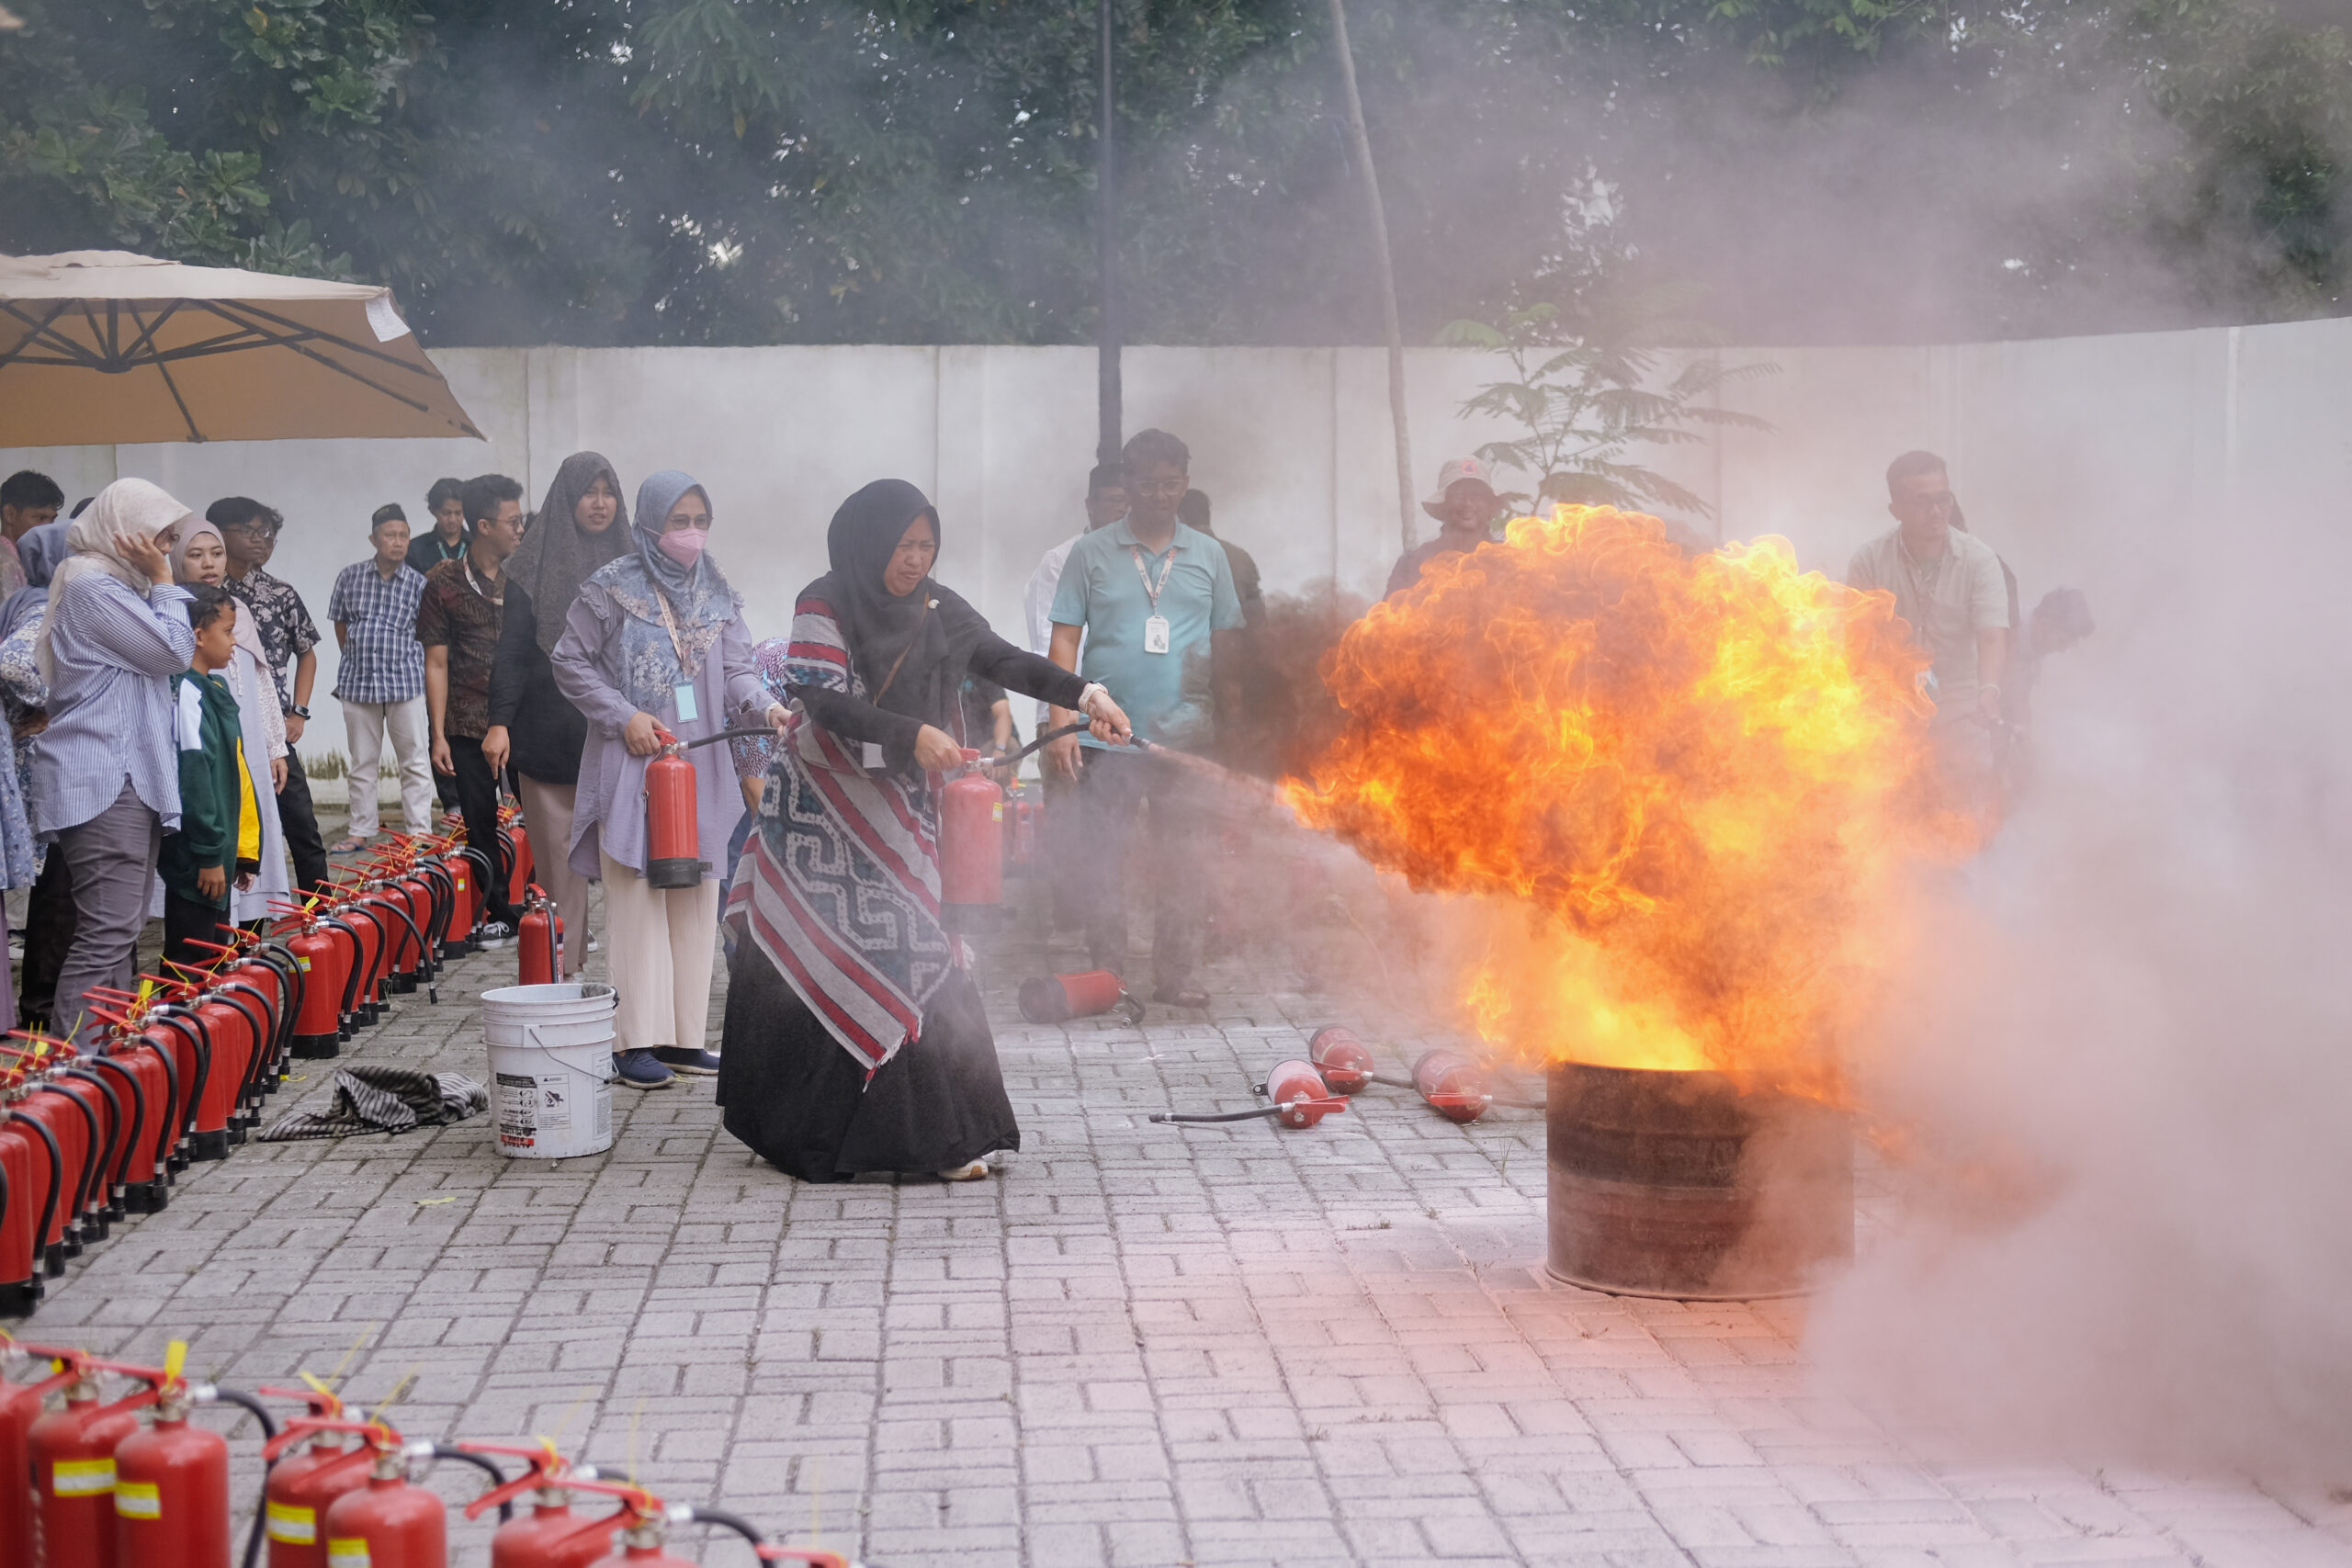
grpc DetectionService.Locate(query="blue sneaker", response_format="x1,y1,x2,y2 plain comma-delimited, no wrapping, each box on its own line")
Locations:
611,1049,673,1089
652,1046,721,1076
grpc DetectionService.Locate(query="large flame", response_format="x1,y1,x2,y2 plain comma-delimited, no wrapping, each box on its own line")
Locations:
1290,505,1973,1100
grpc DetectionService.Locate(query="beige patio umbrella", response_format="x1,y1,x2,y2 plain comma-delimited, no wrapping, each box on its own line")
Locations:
0,249,482,445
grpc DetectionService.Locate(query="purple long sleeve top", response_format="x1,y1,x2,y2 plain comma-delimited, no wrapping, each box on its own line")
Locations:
548,577,768,879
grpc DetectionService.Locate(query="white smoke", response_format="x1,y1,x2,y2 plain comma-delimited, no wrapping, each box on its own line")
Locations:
1809,513,2352,1484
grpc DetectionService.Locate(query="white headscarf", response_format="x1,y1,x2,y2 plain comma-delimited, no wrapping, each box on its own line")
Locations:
36,478,192,682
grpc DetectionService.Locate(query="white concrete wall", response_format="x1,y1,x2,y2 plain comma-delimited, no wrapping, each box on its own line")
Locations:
6,320,2346,762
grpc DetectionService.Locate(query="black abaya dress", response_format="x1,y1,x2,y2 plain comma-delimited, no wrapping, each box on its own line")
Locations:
717,943,1015,1180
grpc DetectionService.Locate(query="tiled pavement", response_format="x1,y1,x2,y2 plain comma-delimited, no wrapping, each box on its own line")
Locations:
16,886,2352,1567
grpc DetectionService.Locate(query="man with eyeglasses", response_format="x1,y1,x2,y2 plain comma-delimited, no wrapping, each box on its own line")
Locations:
1847,450,2010,801
215,496,331,892
1045,428,1244,1009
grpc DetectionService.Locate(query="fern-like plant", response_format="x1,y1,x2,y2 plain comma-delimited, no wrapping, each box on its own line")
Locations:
1441,292,1778,520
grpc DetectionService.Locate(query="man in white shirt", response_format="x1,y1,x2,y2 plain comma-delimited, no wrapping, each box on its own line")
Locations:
1847,449,2010,804
1022,463,1125,931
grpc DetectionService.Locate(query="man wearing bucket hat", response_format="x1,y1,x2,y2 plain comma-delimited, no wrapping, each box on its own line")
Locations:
1385,457,1505,600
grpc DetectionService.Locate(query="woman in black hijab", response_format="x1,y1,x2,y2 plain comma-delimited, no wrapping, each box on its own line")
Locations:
483,452,629,975
718,479,1129,1181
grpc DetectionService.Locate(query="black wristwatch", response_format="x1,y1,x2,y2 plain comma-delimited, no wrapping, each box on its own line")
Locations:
289,705,311,719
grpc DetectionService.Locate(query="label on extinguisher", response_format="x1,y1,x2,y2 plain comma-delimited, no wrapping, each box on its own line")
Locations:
267,1501,319,1542
51,1457,115,1495
327,1540,372,1568
992,801,1003,821
298,955,312,971
113,1480,161,1517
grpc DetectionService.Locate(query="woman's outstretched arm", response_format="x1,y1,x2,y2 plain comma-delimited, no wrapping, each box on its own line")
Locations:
967,632,1086,711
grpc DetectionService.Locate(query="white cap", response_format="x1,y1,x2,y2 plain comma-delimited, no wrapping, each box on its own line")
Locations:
1421,457,1498,519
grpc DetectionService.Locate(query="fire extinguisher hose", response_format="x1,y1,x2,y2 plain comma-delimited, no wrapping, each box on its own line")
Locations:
672,725,789,751
422,1442,514,1518
200,1384,277,1439
1148,1106,1287,1124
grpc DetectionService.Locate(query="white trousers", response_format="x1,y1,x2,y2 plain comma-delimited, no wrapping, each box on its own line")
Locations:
340,695,435,840
600,849,720,1055
514,773,592,978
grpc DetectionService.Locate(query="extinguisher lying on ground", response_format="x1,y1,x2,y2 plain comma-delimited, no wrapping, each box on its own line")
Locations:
1016,971,1147,1028
1148,1058,1350,1130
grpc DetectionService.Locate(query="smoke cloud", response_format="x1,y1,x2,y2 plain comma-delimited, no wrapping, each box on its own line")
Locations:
1807,508,2352,1483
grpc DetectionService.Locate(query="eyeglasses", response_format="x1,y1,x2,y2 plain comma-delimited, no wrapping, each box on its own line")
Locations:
222,520,283,537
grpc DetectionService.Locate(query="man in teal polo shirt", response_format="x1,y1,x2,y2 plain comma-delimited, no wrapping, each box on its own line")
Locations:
1045,428,1244,1008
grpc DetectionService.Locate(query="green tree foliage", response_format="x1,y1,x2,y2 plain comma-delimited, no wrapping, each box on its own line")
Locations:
1442,297,1777,518
0,0,2341,345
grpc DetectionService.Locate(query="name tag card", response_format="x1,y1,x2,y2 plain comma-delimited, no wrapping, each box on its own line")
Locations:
1143,615,1170,655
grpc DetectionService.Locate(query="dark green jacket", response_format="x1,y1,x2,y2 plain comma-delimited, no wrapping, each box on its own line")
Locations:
160,669,244,911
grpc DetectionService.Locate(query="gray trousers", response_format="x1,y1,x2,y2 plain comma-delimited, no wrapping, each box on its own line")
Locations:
54,781,163,1046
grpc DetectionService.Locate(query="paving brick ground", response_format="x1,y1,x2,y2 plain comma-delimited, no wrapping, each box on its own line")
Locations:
15,870,2351,1566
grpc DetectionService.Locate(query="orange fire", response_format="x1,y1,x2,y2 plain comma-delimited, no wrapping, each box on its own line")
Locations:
1289,505,1972,1100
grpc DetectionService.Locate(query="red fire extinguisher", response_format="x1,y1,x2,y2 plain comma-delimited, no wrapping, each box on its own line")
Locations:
1306,1026,1377,1095
458,1442,626,1567
503,807,537,911
319,1427,447,1568
517,886,560,987
0,1090,61,1316
110,1353,231,1568
254,1388,378,1568
1015,971,1145,1027
1148,1060,1348,1130
1410,1049,1492,1123
28,1359,153,1567
1261,1058,1350,1128
643,728,704,890
1,1349,78,1563
938,750,1002,925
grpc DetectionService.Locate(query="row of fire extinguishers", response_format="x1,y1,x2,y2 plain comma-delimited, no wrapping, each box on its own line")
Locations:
0,1337,873,1567
1142,1025,1546,1130
0,807,558,1323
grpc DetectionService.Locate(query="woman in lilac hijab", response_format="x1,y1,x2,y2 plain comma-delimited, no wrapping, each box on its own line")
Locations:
550,469,777,1091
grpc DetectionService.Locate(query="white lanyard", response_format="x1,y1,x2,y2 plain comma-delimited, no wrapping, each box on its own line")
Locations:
1128,544,1177,608
461,558,502,607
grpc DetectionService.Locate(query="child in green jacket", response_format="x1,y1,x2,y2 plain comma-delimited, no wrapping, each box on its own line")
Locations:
161,585,260,966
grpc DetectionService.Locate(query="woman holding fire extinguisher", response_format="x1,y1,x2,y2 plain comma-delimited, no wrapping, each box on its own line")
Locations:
717,479,1130,1182
550,469,781,1091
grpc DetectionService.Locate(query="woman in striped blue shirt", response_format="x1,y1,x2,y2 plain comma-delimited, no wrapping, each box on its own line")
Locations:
30,478,197,1044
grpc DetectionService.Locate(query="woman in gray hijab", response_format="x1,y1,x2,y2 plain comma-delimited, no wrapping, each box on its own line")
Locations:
483,453,630,976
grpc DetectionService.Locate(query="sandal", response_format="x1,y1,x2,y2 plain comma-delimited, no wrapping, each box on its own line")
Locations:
328,835,373,854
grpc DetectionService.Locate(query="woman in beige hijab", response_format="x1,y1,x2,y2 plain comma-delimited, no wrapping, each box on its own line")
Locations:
31,478,198,1043
166,517,290,925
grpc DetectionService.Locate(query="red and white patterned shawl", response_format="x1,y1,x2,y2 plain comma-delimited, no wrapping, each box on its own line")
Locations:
728,593,955,1073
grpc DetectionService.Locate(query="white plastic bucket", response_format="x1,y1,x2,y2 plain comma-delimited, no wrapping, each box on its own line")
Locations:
481,982,618,1158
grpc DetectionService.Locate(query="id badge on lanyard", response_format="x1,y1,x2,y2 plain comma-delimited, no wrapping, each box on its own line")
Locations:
653,591,701,724
1131,546,1176,656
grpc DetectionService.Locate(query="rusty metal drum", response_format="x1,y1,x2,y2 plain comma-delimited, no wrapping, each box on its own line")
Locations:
1545,1061,1853,1300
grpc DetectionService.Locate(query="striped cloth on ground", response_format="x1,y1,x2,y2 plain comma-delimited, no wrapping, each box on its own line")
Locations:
258,1065,489,1141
